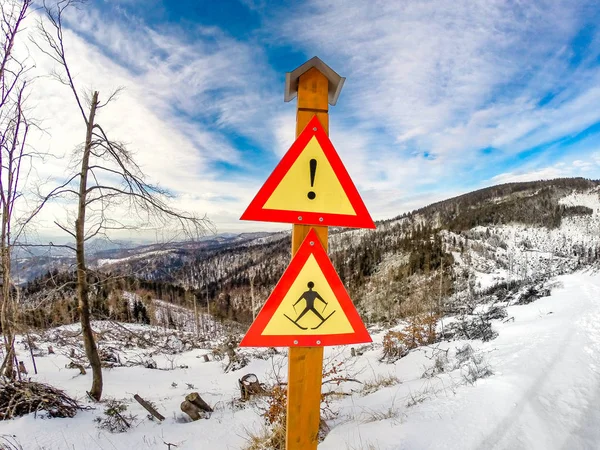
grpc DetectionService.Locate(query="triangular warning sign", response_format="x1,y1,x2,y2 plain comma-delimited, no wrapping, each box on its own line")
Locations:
241,116,375,229
240,229,371,347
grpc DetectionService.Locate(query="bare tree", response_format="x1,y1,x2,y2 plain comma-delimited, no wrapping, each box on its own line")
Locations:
35,0,211,400
0,0,34,379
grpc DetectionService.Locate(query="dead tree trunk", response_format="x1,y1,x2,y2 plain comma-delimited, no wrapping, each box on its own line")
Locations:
193,292,199,338
35,0,210,401
0,246,15,378
76,91,103,401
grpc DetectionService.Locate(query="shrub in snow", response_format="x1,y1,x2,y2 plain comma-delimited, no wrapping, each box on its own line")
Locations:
381,332,410,363
243,422,285,450
455,344,475,365
381,314,438,363
163,335,185,353
482,305,508,321
95,399,136,433
361,374,402,395
462,353,493,384
441,314,498,342
422,349,450,378
452,344,493,384
516,285,551,305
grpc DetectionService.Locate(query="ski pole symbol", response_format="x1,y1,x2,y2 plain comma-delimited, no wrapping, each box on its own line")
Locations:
284,281,336,330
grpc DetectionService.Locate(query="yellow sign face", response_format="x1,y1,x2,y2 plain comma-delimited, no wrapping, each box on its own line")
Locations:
239,228,372,347
263,136,356,216
262,254,354,336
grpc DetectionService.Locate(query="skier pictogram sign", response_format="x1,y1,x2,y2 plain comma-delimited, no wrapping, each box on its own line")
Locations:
240,228,371,347
240,116,375,229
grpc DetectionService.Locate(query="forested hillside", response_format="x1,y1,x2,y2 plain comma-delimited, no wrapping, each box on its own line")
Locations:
19,177,600,330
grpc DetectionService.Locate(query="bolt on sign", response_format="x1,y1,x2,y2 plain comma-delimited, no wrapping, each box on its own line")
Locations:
241,116,375,229
240,229,371,347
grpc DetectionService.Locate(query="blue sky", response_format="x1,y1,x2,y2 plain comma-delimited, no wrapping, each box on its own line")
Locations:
26,0,600,236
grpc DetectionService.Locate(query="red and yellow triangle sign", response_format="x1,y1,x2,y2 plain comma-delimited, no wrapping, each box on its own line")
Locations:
240,229,371,347
241,116,375,229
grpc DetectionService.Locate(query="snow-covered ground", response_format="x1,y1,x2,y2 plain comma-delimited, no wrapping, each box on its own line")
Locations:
2,272,600,449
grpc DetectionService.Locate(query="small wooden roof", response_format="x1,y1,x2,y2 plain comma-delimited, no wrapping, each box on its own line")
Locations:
284,56,345,106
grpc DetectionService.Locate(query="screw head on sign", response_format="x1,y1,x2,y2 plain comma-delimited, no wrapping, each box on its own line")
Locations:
313,127,317,131
293,340,298,345
309,241,314,246
316,340,321,345
319,217,324,222
298,216,302,221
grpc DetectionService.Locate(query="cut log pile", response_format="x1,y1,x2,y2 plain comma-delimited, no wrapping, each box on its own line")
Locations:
180,392,213,421
0,380,80,420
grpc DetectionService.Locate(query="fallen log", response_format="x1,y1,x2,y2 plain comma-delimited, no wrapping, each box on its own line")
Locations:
134,394,165,421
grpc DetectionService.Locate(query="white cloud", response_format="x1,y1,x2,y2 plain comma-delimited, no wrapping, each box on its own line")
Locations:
18,5,289,239
269,0,600,193
12,0,600,243
491,157,600,185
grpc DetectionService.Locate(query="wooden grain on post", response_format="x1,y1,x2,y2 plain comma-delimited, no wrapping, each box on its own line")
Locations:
286,67,329,450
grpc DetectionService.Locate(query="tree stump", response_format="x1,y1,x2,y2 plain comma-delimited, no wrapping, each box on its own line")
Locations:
239,373,265,401
180,400,202,421
180,392,212,421
67,361,86,375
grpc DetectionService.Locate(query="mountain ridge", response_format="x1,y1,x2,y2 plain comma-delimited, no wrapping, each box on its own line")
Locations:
19,177,600,329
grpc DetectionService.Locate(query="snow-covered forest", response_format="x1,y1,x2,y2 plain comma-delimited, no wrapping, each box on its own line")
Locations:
4,175,600,449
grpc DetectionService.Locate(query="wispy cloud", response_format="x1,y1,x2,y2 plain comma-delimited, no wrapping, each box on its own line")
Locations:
22,5,288,238
491,158,599,185
267,0,600,195
16,0,600,239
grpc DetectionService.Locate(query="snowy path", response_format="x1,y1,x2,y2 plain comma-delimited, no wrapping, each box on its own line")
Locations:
323,272,600,450
2,272,600,449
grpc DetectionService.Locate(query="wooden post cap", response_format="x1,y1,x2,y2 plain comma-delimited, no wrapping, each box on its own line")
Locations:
284,56,346,106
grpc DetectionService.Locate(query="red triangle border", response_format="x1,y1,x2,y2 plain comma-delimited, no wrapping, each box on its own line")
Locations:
239,229,372,347
240,116,376,229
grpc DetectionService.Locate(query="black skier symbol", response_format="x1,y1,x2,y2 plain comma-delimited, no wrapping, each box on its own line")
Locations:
307,159,317,200
284,281,336,330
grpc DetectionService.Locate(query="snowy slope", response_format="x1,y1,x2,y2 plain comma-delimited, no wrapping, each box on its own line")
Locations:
2,272,600,449
321,271,600,450
446,190,600,293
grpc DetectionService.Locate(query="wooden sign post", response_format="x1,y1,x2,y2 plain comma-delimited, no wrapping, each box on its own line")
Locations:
287,67,330,450
240,57,374,449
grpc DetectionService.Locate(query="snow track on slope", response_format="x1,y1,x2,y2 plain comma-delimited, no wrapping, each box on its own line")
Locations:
322,272,600,450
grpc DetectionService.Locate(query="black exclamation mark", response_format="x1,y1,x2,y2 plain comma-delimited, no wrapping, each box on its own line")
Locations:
307,159,317,200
